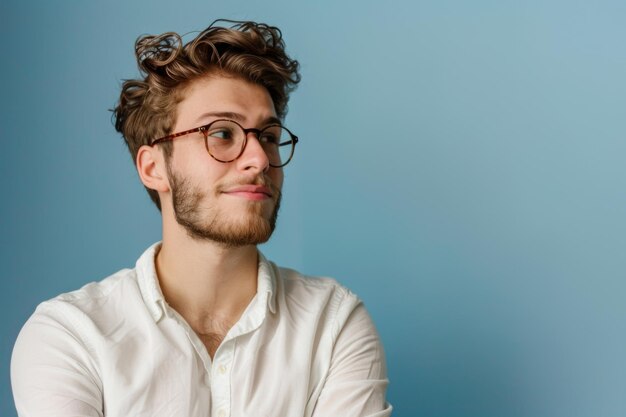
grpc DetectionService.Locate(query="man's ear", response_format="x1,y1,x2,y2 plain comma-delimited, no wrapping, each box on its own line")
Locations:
136,145,170,193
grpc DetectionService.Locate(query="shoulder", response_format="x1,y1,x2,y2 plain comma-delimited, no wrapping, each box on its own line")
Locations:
267,261,364,336
49,267,136,304
277,265,353,292
263,261,391,414
16,267,142,355
12,267,143,377
35,268,138,323
275,263,359,303
9,270,139,417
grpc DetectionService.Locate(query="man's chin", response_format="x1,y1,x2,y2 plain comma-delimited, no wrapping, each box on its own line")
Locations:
184,224,274,247
178,211,276,247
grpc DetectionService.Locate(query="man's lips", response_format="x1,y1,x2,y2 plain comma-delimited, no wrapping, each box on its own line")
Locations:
222,185,273,200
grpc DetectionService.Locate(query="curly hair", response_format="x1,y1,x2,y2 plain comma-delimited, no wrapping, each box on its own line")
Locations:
112,20,301,210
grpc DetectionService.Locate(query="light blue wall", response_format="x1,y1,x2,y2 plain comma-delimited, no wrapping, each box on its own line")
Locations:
2,1,625,416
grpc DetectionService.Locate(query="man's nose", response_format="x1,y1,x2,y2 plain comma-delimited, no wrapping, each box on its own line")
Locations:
236,133,270,172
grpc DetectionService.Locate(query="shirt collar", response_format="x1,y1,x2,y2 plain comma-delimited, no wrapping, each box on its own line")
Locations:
258,251,278,314
136,242,167,322
136,242,277,323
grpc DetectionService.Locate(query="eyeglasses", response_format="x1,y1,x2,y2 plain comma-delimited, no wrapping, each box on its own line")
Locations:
151,119,299,168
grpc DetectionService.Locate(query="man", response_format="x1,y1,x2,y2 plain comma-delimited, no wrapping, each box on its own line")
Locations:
11,20,391,417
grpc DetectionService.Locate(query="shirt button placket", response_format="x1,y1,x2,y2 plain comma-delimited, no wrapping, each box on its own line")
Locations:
211,343,233,417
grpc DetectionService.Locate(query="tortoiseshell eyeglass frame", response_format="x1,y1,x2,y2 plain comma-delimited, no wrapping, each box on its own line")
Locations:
150,119,299,168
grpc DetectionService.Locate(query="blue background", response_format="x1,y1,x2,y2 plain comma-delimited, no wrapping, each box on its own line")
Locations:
2,1,625,416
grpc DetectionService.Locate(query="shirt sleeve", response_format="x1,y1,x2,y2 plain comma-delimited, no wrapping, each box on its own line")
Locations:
11,304,104,417
311,302,393,417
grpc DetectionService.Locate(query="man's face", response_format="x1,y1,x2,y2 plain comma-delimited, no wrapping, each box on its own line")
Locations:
163,74,284,246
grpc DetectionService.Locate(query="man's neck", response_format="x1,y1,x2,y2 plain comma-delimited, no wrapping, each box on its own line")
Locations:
155,230,259,334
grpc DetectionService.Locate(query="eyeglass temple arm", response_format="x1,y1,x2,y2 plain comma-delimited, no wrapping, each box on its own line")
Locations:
150,127,203,146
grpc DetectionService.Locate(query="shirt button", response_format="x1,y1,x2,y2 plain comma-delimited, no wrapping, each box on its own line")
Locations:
217,409,227,417
218,364,228,375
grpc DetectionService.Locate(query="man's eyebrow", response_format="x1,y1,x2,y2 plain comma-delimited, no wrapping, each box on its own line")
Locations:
194,111,282,126
263,116,283,126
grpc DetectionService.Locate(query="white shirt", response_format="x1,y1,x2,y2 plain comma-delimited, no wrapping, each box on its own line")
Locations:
11,243,392,417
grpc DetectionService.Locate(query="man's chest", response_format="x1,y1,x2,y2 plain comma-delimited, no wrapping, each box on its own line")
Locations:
98,316,331,417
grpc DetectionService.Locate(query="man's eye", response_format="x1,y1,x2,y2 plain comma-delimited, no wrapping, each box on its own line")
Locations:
209,129,234,140
259,132,279,144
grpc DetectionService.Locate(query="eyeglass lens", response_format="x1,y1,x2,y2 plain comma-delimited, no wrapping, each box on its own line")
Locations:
204,120,294,167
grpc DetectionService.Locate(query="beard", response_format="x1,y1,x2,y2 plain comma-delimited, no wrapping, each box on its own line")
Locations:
167,165,281,247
